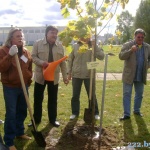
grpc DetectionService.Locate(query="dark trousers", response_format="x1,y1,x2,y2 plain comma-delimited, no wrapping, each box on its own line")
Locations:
33,81,58,123
71,78,99,116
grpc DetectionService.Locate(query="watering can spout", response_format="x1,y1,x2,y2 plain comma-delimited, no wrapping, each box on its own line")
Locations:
43,56,68,81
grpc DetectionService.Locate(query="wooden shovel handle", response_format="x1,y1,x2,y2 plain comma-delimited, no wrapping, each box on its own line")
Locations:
15,54,36,130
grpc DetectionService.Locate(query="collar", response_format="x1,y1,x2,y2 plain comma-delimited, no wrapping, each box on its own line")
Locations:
43,37,58,46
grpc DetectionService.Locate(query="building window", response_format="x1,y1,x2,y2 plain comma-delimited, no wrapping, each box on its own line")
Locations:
35,30,40,33
29,30,34,33
23,30,28,33
42,29,45,33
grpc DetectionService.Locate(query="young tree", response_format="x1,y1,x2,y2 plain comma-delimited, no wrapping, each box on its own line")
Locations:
134,0,150,43
58,0,129,48
57,0,129,132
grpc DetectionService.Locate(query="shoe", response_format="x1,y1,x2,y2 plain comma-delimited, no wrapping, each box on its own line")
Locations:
95,115,100,120
119,116,130,121
134,112,143,117
70,114,77,120
28,123,32,127
9,145,17,150
16,134,32,140
50,121,60,127
28,121,40,127
0,120,4,124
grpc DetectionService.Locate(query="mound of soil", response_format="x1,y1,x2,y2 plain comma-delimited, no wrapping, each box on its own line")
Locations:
45,123,122,150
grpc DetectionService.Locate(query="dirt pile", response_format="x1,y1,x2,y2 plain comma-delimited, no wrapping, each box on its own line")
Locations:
45,124,122,150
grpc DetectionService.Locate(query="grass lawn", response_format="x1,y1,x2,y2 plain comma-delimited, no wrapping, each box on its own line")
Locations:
1,45,150,149
1,80,150,149
26,45,124,73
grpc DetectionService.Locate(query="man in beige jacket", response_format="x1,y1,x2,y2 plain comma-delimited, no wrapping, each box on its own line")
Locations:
30,25,69,127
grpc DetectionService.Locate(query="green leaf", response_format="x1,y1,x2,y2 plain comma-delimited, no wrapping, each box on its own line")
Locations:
69,0,77,9
101,7,106,12
97,22,102,26
87,17,96,28
105,0,110,3
61,7,70,18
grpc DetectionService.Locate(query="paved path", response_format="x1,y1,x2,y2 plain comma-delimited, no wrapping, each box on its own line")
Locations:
96,73,150,80
96,73,122,80
1,73,149,81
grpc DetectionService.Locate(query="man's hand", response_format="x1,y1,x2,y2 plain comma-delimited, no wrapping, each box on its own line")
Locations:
63,79,69,85
42,62,49,69
131,45,138,52
67,74,72,80
9,45,18,56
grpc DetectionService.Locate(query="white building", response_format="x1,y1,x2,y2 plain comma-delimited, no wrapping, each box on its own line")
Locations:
0,25,65,46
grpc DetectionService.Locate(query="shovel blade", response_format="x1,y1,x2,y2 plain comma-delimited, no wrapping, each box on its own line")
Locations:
31,130,46,147
84,108,92,124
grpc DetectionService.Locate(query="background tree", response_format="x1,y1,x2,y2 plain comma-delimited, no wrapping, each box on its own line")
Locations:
116,11,134,44
134,0,150,43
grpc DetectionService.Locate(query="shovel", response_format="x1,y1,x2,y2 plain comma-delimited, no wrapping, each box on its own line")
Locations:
15,54,46,147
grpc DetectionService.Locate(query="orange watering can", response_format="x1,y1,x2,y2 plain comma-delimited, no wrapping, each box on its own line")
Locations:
43,55,68,81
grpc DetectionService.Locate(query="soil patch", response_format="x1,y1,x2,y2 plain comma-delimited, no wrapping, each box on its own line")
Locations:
45,123,124,150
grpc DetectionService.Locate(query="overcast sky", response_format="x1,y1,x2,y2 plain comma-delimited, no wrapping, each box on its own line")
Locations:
0,0,141,34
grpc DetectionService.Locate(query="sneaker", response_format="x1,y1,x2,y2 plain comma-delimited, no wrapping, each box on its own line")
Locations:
70,114,76,120
95,115,100,120
0,120,4,124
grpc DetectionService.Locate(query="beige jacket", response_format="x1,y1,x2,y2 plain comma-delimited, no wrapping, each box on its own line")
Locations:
68,42,104,79
119,40,150,84
31,37,67,85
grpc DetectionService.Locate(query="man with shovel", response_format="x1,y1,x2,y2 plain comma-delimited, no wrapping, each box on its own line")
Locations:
0,28,32,150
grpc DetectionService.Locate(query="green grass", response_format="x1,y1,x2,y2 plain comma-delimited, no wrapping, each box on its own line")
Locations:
1,80,150,149
26,45,124,73
1,45,150,149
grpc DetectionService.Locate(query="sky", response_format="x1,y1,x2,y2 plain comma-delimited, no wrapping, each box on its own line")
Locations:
0,0,141,34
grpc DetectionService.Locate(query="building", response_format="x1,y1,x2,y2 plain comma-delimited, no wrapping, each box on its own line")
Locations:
0,25,65,46
0,25,117,46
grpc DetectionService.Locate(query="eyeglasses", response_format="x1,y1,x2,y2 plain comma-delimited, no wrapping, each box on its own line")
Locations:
137,36,144,39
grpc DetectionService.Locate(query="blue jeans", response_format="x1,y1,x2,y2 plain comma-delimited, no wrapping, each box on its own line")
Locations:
123,81,144,117
3,85,27,147
71,78,99,116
